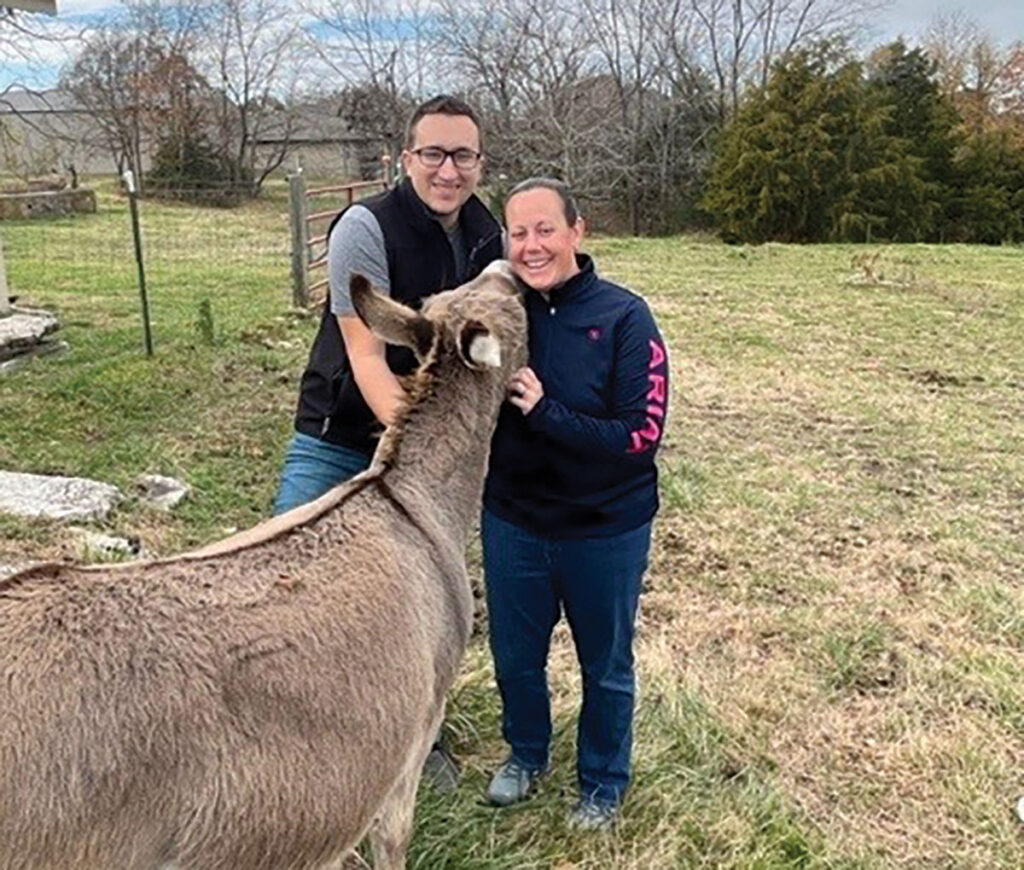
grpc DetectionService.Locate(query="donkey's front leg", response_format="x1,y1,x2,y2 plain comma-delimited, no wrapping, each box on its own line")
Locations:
369,713,440,870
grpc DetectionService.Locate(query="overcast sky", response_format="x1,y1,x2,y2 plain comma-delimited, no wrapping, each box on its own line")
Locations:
872,1,1024,43
53,0,1024,39
4,1,1023,92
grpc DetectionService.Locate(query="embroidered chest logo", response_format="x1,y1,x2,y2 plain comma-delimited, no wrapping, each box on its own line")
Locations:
587,327,602,341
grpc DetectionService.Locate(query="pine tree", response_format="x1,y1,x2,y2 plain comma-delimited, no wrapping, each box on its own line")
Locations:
865,41,961,240
705,42,880,242
948,126,1024,242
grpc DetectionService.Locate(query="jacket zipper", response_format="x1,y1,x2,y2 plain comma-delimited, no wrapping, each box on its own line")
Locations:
468,230,502,271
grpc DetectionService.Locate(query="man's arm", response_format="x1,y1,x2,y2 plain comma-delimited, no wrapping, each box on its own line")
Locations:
337,315,405,426
328,207,404,426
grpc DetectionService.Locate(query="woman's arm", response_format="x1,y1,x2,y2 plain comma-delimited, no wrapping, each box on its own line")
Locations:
516,301,669,464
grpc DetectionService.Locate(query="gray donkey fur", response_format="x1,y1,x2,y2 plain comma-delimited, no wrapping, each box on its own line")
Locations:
0,263,527,870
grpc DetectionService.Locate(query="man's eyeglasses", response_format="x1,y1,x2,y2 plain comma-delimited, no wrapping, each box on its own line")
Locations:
410,147,482,170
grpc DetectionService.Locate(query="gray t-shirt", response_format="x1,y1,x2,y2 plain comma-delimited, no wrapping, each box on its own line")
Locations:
447,222,467,284
329,205,390,316
328,201,471,316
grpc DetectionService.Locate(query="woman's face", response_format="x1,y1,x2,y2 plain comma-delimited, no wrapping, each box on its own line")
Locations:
504,188,583,293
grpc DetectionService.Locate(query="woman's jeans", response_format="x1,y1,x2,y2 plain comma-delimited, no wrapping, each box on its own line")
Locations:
272,432,370,515
481,509,651,807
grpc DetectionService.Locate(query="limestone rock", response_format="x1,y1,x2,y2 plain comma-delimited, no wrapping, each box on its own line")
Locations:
136,473,190,511
70,527,142,560
0,308,59,362
0,188,97,220
0,471,121,522
0,340,68,375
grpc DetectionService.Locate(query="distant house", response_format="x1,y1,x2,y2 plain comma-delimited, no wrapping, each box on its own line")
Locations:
254,103,384,181
0,89,115,177
1,88,383,183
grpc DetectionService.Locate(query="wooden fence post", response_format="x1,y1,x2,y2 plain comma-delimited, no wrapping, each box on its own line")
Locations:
288,167,309,308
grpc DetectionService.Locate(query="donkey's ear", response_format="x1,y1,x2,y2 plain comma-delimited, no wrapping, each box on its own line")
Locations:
458,320,502,369
351,274,435,360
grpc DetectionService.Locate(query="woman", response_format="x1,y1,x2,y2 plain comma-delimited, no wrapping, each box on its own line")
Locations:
482,178,669,830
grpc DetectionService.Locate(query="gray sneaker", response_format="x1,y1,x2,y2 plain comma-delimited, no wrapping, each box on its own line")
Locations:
567,798,618,832
485,757,544,806
422,744,460,793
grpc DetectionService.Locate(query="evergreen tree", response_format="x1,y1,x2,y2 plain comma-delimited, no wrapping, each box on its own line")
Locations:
830,84,928,243
947,126,1024,242
705,42,880,242
865,41,961,240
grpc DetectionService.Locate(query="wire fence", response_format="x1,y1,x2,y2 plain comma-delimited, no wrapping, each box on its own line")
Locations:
1,177,394,309
1,181,297,306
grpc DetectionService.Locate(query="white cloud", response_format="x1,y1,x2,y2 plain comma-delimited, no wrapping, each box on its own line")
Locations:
873,1,1024,46
59,1,121,14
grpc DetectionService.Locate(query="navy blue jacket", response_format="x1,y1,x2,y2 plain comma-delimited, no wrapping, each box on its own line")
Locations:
484,255,668,539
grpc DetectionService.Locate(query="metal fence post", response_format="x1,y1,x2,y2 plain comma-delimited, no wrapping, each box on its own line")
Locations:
0,234,9,316
289,167,309,308
123,170,154,357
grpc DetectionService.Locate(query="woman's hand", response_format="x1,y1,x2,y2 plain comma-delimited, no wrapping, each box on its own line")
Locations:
508,366,544,415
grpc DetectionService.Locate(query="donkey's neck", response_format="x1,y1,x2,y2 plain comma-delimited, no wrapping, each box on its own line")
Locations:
378,363,505,549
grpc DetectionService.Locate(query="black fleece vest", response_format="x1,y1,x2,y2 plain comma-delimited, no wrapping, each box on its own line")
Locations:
293,179,502,454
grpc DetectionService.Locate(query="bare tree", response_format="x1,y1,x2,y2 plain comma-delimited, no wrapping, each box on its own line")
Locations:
60,30,155,182
576,0,670,232
438,0,715,233
922,10,985,99
289,0,881,232
0,5,83,118
922,12,1022,133
0,2,63,73
302,0,440,161
688,0,885,119
199,0,306,192
56,1,208,183
438,0,604,183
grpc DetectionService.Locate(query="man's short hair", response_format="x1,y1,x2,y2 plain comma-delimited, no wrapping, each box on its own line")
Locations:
405,95,483,149
506,177,580,225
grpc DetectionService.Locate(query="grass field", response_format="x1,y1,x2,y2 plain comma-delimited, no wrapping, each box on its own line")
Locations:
1,183,1022,868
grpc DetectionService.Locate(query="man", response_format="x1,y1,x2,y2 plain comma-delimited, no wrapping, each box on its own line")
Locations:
274,94,502,514
274,95,502,788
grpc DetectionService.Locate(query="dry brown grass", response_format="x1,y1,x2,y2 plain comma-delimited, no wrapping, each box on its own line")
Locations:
2,196,1021,866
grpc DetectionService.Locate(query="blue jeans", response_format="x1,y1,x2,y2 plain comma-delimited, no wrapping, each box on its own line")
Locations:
272,432,370,515
481,509,651,807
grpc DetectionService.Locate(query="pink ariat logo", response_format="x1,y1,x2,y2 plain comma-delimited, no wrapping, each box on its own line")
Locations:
587,327,602,341
627,339,668,454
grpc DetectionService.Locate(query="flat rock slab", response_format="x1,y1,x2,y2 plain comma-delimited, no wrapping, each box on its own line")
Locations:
0,188,97,220
136,473,190,511
0,309,60,361
0,471,121,521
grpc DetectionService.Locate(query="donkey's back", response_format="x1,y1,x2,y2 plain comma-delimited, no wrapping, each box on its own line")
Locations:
0,486,460,870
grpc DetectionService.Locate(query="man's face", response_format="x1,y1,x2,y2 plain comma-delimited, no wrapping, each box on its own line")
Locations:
401,113,483,224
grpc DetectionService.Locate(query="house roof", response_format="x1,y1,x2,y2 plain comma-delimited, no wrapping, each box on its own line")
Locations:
1,89,377,147
8,1,58,14
0,89,80,115
254,104,376,145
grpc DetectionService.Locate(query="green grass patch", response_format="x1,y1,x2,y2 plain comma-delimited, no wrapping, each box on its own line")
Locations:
2,192,1022,867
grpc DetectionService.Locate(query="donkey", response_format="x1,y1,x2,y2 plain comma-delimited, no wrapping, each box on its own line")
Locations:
0,262,527,870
